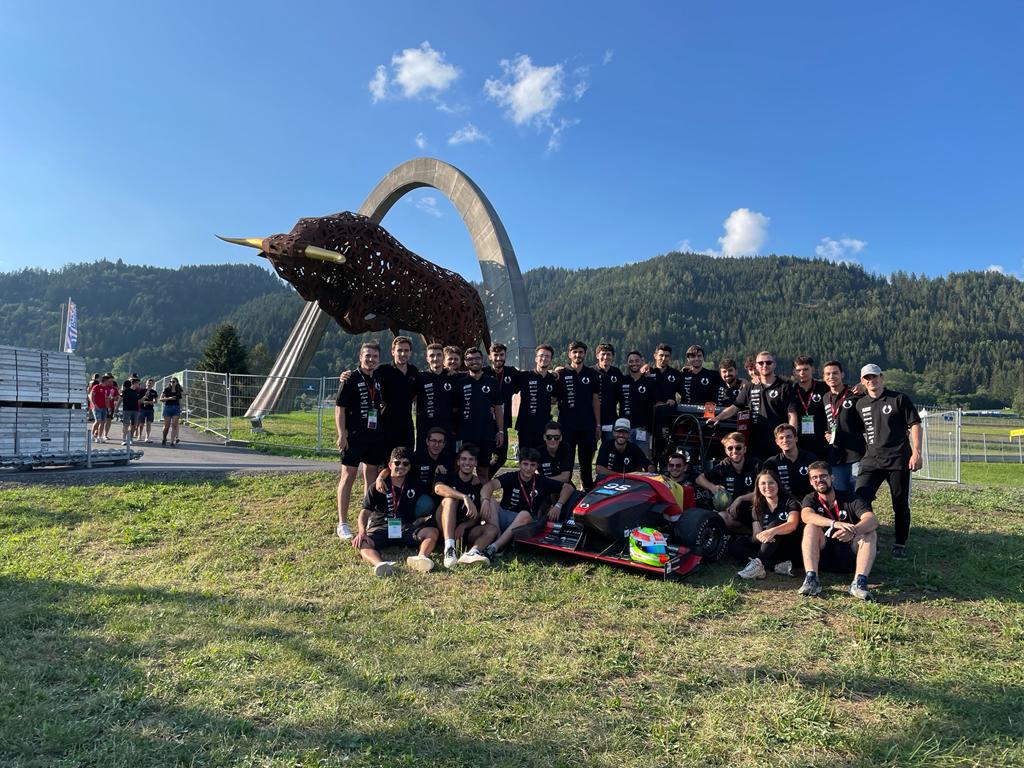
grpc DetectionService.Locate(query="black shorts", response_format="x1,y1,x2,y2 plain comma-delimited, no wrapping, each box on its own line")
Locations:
342,435,388,468
819,536,858,574
362,523,436,551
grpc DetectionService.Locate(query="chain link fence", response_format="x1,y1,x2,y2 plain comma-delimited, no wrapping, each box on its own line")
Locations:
156,370,340,455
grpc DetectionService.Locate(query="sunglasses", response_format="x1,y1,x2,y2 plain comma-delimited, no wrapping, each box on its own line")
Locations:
392,459,411,467
756,361,774,367
544,434,561,440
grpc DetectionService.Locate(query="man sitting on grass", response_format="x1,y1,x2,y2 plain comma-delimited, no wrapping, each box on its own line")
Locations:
481,448,575,556
352,447,440,578
799,461,878,600
434,444,497,568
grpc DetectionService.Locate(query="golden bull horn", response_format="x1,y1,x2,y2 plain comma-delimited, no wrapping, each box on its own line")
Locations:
216,236,346,264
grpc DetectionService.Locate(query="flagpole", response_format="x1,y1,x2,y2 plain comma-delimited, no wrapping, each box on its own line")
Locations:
58,302,66,351
66,296,72,353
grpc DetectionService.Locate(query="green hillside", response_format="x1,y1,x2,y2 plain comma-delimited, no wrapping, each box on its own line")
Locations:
1,254,1021,408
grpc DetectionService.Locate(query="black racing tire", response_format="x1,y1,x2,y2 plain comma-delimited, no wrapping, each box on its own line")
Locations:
674,507,727,562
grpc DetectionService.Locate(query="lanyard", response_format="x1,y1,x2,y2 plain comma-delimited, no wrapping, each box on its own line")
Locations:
817,494,841,520
389,482,403,515
361,372,378,408
796,384,815,415
828,387,849,423
518,475,536,508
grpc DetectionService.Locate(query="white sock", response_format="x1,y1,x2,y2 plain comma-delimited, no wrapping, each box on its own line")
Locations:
445,538,456,550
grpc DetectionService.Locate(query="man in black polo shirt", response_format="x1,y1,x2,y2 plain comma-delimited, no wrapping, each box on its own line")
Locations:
515,345,558,453
594,343,624,439
787,355,830,458
453,347,504,480
799,461,878,599
556,340,601,490
679,344,724,406
484,342,519,476
443,346,463,373
335,341,387,541
854,364,922,558
595,418,652,479
715,351,792,460
375,336,419,455
481,448,574,555
697,431,761,532
537,421,573,482
416,343,457,450
717,358,748,407
763,423,818,500
353,447,440,577
620,350,656,451
435,444,496,568
822,361,865,493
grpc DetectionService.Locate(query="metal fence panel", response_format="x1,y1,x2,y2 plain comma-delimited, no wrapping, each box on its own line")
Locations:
918,409,961,482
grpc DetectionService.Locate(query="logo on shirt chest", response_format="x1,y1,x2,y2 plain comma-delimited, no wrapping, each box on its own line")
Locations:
799,465,809,475
406,488,417,499
443,382,452,392
545,383,554,393
768,389,779,399
812,393,822,402
638,385,647,394
700,376,709,385
482,385,492,393
581,376,591,385
843,400,853,409
882,404,893,414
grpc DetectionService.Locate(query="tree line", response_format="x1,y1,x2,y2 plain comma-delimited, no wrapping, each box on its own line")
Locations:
1,253,1021,410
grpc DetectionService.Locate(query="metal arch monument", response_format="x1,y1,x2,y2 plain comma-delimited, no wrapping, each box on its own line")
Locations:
230,157,536,418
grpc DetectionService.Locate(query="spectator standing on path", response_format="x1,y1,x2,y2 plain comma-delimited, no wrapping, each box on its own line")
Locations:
89,374,110,442
120,378,143,444
854,364,922,559
161,376,184,446
139,378,158,443
102,374,120,443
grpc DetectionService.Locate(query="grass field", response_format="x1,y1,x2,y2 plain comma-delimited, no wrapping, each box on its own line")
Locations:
2,471,1023,767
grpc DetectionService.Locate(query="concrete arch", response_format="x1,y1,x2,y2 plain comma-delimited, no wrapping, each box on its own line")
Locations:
250,158,535,417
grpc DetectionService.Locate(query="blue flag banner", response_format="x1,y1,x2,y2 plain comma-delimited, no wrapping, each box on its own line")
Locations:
64,299,78,353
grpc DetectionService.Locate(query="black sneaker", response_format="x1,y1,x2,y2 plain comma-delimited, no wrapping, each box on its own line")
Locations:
484,543,498,559
798,572,822,597
849,574,871,601
892,544,907,559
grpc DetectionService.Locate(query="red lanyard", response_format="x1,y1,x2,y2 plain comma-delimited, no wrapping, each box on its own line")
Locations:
817,494,841,520
796,384,814,415
362,372,378,408
518,475,536,507
828,387,848,422
389,483,402,514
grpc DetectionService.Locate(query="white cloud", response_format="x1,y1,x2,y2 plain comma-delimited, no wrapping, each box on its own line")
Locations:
368,42,459,103
546,117,579,152
414,195,443,218
573,80,589,100
369,65,388,103
815,236,867,263
603,49,614,65
987,264,1006,274
485,54,564,126
414,132,428,149
676,239,716,257
448,123,489,145
718,208,771,257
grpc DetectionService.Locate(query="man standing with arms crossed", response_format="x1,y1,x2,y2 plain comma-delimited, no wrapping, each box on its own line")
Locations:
416,343,456,450
484,343,519,477
855,364,922,559
453,347,504,481
335,341,387,541
788,355,830,459
515,345,558,453
822,361,864,493
594,343,624,440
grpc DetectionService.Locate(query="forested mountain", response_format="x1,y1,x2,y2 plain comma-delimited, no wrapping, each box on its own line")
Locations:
1,254,1022,408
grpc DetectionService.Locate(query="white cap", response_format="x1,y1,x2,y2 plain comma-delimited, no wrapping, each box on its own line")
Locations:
613,418,631,432
860,363,883,378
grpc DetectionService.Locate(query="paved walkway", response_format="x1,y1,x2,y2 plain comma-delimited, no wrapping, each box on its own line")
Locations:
0,426,334,482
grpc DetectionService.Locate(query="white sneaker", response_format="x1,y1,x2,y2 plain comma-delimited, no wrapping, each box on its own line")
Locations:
457,548,490,566
774,560,794,577
737,558,767,580
443,545,458,569
406,555,434,573
336,522,353,540
374,561,395,578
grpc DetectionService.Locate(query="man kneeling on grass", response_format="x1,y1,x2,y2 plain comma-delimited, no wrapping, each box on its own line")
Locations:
799,461,878,600
480,448,575,557
353,447,440,578
434,444,498,568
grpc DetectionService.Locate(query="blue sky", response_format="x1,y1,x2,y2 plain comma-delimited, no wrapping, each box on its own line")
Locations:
1,1,1022,281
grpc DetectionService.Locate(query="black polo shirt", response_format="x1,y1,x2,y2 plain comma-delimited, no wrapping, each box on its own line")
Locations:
680,368,724,406
363,478,425,531
436,472,482,507
735,377,792,429
596,439,651,474
515,370,557,429
454,373,500,444
336,370,383,438
856,388,921,471
653,366,682,403
757,493,802,529
788,380,830,455
703,456,762,500
763,449,818,500
621,373,657,430
555,365,600,429
717,378,748,407
377,363,418,433
595,365,624,425
538,442,573,478
801,490,871,525
416,369,458,431
495,471,565,515
484,364,519,428
824,386,866,465
411,446,454,489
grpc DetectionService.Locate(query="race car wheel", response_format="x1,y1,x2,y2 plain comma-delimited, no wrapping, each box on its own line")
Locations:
674,508,727,562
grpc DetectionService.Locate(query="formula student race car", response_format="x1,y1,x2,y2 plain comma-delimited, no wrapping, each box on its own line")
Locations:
514,473,728,579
